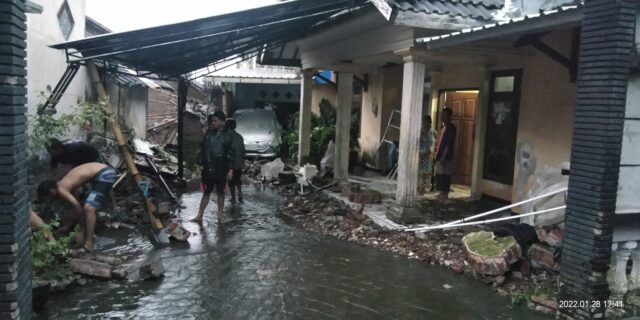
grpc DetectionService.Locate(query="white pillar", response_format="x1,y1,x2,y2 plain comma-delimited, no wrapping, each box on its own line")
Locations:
298,70,314,165
629,244,640,291
334,72,353,181
396,56,426,207
608,241,637,301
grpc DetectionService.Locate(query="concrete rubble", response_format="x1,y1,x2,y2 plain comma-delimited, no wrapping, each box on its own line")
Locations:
139,258,165,280
68,252,127,280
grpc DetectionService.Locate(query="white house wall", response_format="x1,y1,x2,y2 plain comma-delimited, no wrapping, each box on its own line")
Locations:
26,0,87,138
618,75,640,214
359,69,384,167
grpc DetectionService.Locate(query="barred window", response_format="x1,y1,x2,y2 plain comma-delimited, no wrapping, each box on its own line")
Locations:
57,1,74,40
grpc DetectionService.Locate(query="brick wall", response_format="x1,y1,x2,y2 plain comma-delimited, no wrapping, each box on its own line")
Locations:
557,0,638,319
0,0,32,318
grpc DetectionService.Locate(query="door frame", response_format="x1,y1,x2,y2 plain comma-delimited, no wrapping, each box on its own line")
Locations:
435,88,480,187
482,69,524,186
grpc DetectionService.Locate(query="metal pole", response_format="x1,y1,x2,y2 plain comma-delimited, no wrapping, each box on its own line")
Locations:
87,62,164,232
177,79,188,180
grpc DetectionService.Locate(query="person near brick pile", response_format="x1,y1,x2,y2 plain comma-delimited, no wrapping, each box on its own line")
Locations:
191,111,235,224
225,118,245,203
37,162,117,251
433,108,457,203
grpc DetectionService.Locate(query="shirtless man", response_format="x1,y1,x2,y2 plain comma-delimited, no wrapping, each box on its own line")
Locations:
37,162,116,251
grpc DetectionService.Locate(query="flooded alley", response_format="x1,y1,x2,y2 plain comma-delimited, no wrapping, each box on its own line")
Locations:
38,186,548,320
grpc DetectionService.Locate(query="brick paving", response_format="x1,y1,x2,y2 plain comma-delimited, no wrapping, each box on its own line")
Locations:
39,186,547,320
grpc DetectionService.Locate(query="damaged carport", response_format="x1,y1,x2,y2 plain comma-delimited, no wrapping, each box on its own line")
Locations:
46,0,368,245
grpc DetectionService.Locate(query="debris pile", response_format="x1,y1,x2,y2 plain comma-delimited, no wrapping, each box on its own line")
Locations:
276,181,559,314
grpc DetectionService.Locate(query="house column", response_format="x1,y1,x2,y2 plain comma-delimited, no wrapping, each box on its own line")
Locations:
396,54,426,207
470,66,491,199
0,1,32,317
557,0,638,319
334,72,353,181
298,70,314,165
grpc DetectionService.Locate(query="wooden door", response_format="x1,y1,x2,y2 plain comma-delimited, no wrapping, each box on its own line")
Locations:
443,92,478,186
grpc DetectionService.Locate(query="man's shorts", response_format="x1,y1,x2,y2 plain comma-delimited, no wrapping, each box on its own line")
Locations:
202,176,226,195
85,166,116,209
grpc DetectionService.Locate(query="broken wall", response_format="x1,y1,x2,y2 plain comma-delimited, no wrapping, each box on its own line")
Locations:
107,83,149,139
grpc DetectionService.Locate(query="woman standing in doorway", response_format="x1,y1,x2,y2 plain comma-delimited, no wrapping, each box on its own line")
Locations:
418,115,437,194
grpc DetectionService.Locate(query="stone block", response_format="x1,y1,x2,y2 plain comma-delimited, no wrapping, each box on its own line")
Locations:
111,268,128,280
545,228,563,247
348,190,381,204
527,243,558,271
531,295,558,310
69,259,111,279
139,258,165,280
462,231,522,276
165,220,191,242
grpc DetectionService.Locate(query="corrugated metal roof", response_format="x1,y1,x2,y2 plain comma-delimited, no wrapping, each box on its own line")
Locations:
387,0,503,21
51,0,367,80
416,4,582,45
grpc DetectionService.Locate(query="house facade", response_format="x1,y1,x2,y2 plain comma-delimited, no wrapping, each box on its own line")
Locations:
287,0,583,208
26,0,88,132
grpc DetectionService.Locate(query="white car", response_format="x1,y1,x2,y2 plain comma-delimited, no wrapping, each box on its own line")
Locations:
232,108,283,158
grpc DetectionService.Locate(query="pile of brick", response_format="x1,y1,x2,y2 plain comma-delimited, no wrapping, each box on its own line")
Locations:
529,227,563,272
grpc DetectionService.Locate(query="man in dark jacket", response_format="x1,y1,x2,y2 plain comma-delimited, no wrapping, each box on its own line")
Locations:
48,138,100,178
434,107,457,202
192,111,235,224
225,118,245,203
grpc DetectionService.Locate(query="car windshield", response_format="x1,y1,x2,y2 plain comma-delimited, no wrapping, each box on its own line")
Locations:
234,110,281,132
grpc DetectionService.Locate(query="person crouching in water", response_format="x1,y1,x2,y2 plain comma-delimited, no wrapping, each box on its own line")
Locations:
225,118,245,203
192,111,234,224
37,163,116,251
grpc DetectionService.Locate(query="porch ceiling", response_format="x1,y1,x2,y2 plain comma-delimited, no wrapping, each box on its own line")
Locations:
50,0,368,80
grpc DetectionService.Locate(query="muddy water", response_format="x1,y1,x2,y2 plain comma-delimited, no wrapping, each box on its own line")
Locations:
38,185,549,319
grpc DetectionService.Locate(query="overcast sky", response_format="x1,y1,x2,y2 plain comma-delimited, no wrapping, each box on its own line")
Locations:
86,0,280,32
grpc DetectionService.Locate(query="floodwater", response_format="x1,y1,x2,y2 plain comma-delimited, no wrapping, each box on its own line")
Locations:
38,185,549,319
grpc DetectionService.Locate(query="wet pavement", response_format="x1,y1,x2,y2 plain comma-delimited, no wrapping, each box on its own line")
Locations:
38,185,549,320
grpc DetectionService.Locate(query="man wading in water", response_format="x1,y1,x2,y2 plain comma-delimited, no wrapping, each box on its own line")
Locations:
192,111,235,224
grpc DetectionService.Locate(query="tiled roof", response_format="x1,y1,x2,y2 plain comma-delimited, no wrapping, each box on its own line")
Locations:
387,0,503,21
417,4,582,45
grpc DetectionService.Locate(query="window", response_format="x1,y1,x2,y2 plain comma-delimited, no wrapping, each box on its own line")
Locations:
58,0,75,40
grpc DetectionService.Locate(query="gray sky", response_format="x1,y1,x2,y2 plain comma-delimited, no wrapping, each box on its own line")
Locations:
86,0,280,32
